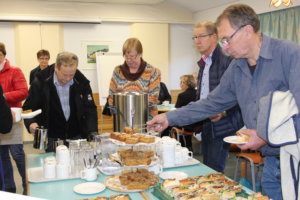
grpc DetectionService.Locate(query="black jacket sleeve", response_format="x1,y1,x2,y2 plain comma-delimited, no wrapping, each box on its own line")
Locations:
78,81,98,137
0,86,12,133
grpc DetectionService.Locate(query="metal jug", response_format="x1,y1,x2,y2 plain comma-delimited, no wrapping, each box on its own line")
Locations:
112,92,148,133
33,126,48,150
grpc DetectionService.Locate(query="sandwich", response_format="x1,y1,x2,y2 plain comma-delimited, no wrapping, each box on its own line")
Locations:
236,131,250,143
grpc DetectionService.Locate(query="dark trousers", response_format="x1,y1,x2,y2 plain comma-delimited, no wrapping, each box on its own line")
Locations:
0,144,26,194
202,126,230,173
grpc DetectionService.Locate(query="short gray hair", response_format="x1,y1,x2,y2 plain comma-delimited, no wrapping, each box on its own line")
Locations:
55,52,78,69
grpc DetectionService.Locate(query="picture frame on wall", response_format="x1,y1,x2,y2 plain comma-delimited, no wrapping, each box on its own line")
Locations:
80,40,111,69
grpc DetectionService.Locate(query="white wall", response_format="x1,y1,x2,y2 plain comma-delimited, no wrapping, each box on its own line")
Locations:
169,24,198,90
63,22,131,93
0,22,15,65
63,22,198,92
194,0,300,22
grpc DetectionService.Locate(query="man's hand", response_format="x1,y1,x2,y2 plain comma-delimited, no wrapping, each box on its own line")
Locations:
29,123,39,134
147,113,169,132
209,112,225,122
236,129,267,150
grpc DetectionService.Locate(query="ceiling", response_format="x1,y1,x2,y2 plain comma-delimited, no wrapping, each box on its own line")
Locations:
23,0,241,13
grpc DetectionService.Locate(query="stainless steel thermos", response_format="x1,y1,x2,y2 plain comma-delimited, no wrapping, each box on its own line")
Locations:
112,92,149,133
33,126,48,150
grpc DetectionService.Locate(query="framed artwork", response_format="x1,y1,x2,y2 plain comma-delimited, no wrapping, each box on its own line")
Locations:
81,40,111,69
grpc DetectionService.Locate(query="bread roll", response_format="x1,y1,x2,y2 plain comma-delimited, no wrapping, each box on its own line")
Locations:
236,131,250,142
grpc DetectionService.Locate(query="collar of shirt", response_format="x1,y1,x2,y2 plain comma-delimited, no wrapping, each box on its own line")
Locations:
235,34,272,68
0,60,6,72
53,72,74,87
201,51,213,66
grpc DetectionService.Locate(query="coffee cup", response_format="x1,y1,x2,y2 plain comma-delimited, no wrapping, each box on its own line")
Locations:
80,167,97,181
56,163,70,178
181,147,193,162
175,149,183,164
56,145,70,165
43,160,56,179
11,107,22,122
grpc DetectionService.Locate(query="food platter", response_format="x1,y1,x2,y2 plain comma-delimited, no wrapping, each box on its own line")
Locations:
110,152,159,167
110,136,160,146
105,175,149,192
223,136,248,144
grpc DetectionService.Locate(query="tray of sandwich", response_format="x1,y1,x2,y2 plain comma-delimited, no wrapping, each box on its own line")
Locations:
152,172,271,200
104,168,159,192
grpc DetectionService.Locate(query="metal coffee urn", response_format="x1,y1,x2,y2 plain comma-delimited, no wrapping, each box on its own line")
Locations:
112,92,148,133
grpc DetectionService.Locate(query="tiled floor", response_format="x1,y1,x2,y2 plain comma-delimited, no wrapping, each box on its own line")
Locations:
11,142,240,195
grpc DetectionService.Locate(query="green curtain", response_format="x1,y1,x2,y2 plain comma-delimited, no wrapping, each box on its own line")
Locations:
259,6,300,44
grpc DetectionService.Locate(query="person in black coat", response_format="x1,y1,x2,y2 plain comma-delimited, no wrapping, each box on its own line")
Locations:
174,75,197,150
23,52,98,152
30,49,53,85
158,82,171,104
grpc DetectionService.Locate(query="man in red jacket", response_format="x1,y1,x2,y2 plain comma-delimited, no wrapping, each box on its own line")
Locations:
0,42,28,194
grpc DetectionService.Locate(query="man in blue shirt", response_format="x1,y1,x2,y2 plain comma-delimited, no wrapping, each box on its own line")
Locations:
193,21,243,172
148,4,300,200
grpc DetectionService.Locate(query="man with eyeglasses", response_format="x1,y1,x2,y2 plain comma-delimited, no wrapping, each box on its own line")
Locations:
148,4,300,200
24,52,98,152
29,49,53,84
192,21,243,173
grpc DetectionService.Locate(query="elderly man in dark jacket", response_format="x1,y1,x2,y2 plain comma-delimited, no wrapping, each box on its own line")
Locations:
23,52,98,152
193,21,243,172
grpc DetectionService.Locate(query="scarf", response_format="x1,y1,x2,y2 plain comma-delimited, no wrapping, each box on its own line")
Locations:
120,58,147,81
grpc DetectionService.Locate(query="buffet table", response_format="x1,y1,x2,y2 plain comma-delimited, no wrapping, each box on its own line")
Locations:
27,153,252,200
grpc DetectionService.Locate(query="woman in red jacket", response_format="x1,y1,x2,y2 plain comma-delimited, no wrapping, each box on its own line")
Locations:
0,42,28,194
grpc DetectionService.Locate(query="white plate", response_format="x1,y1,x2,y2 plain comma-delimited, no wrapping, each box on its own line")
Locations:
21,109,42,119
223,136,247,144
159,171,188,180
73,182,105,195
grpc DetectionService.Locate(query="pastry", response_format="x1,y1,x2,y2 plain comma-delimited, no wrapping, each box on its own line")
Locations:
22,109,32,114
236,131,250,142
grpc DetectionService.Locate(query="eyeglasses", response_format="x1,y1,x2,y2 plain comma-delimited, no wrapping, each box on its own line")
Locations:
192,34,213,40
124,54,139,60
39,57,50,61
220,24,247,46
